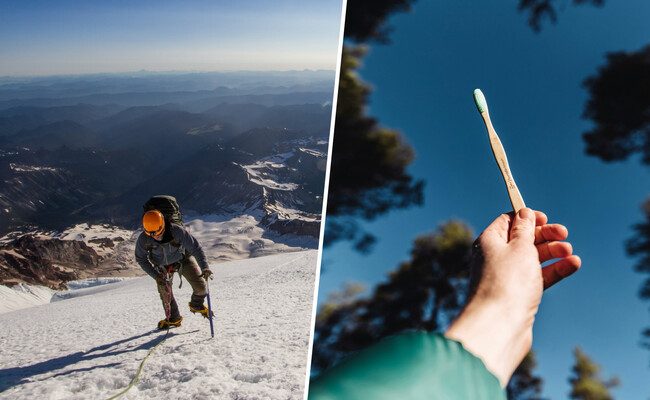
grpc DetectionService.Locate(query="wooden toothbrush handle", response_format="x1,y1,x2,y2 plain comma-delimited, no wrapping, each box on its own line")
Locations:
482,113,526,213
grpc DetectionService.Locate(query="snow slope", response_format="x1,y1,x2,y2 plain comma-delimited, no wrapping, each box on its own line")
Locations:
185,214,317,261
0,279,129,314
0,250,317,400
0,284,55,313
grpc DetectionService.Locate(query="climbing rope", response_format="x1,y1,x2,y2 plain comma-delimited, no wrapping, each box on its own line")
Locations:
104,328,171,400
106,328,169,400
103,327,202,400
104,262,212,399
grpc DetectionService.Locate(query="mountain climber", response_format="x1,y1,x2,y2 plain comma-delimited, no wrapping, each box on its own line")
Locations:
135,208,213,329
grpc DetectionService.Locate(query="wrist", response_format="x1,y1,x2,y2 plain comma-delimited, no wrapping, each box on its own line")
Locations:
445,297,533,386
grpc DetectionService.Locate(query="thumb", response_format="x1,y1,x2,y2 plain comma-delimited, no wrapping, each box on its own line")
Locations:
509,208,536,244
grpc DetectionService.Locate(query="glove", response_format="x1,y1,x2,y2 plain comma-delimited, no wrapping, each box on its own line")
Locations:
201,268,214,280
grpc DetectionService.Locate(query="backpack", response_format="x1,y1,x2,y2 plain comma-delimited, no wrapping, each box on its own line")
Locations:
143,195,183,227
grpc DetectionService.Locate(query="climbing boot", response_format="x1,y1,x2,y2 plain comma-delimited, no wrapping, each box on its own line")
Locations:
189,302,213,318
157,316,183,330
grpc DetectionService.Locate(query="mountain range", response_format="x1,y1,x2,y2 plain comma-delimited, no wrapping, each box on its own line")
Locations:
0,71,333,236
0,71,332,290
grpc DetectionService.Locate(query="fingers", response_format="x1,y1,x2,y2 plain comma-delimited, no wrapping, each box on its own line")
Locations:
542,255,582,289
480,213,513,247
534,210,548,226
482,209,558,246
534,222,571,263
202,269,214,280
509,208,536,243
537,241,573,263
534,224,568,244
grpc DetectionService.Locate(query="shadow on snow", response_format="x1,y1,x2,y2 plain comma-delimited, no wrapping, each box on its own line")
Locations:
0,329,168,392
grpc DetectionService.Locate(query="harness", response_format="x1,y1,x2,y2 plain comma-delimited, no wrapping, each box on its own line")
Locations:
165,261,184,289
145,239,186,289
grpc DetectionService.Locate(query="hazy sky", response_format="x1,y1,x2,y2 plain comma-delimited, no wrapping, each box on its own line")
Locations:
320,0,650,398
0,0,343,76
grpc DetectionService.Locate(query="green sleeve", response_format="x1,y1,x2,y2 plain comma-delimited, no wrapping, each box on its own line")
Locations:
309,332,506,400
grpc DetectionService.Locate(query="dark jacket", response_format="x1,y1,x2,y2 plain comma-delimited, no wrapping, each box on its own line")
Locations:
135,223,209,278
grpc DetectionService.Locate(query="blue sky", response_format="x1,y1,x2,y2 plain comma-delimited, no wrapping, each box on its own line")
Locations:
320,0,650,398
0,0,343,76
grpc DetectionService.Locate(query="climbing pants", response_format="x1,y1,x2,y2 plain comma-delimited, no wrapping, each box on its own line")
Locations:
156,255,207,319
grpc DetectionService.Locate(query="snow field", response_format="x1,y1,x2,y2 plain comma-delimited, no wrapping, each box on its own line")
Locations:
0,284,55,314
185,215,316,261
51,278,130,302
241,152,299,192
57,224,135,258
0,279,131,314
0,250,317,399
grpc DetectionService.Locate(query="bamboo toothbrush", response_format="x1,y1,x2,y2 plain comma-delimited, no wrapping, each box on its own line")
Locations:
473,89,526,212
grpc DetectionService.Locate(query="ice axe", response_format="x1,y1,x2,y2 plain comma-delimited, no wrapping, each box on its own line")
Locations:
206,275,215,338
473,89,526,212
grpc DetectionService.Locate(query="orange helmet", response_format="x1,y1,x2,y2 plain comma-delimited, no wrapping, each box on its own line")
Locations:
143,210,165,237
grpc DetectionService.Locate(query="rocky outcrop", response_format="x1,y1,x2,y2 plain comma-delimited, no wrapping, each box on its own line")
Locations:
265,218,321,238
0,235,101,289
88,237,118,249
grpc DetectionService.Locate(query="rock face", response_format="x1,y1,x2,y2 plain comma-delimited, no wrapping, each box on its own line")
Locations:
265,218,321,238
88,237,117,249
0,235,101,289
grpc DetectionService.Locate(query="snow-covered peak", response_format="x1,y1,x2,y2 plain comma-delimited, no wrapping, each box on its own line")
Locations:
56,223,135,258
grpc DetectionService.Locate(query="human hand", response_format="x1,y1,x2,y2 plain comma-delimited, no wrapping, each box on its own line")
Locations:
471,207,581,311
201,268,214,280
445,208,581,386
